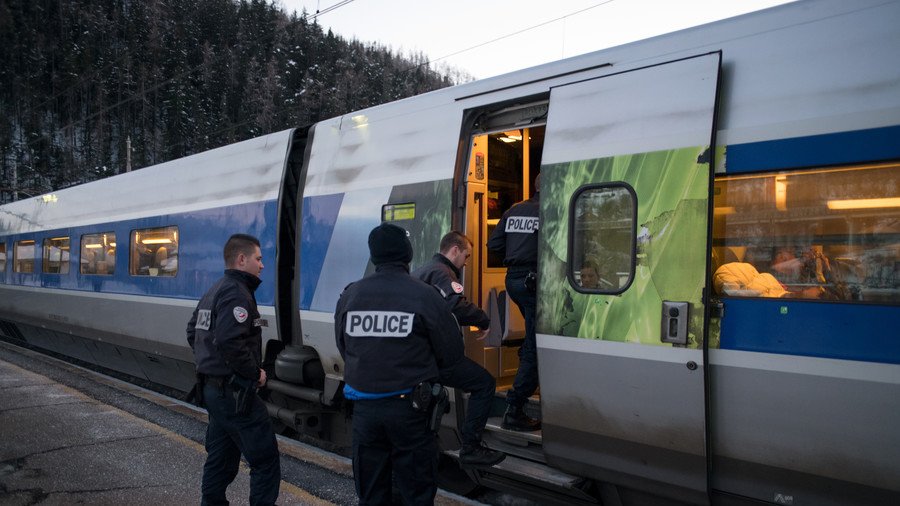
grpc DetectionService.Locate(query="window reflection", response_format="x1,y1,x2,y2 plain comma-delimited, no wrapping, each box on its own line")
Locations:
130,227,178,277
81,233,116,275
42,237,70,274
14,240,34,273
712,162,900,303
571,185,636,293
0,242,6,272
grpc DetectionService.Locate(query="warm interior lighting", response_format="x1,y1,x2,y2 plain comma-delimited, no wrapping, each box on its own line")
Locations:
775,176,787,211
498,130,522,143
826,197,900,210
84,244,103,249
714,206,736,215
142,238,173,245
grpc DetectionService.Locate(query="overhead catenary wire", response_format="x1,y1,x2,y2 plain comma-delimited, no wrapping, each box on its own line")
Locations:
306,0,357,21
403,0,617,74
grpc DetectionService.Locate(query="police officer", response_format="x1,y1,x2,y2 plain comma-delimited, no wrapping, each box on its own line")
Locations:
335,223,464,505
487,175,542,432
186,234,280,506
412,231,505,468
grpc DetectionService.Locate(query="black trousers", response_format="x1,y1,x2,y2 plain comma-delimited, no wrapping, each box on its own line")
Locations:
505,268,539,409
352,397,437,505
201,382,280,506
439,357,495,446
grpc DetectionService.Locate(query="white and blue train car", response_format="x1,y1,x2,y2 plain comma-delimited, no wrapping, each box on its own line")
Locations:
0,132,299,389
1,1,899,504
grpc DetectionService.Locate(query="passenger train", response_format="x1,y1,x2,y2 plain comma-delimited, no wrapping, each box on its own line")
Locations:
1,1,898,504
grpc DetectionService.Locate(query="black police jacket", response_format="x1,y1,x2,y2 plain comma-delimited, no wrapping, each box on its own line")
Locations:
412,254,490,330
187,269,263,381
335,262,465,393
487,193,540,268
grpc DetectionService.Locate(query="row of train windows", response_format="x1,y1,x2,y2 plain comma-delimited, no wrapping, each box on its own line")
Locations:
0,226,178,277
571,162,899,304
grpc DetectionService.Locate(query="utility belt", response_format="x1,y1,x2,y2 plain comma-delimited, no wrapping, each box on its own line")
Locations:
199,373,228,389
189,373,258,415
410,381,450,433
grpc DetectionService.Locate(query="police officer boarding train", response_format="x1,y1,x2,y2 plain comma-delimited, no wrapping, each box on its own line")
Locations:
186,234,281,506
487,174,542,432
413,231,505,468
335,223,464,505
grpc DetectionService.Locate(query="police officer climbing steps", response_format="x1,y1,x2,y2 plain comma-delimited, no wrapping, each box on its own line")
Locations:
335,223,466,505
488,174,542,432
186,234,281,506
413,231,505,468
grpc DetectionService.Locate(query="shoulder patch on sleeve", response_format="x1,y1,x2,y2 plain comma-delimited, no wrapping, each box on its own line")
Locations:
233,306,249,323
451,281,464,294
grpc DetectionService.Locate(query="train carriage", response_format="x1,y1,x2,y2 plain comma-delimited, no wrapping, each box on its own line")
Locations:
1,0,899,504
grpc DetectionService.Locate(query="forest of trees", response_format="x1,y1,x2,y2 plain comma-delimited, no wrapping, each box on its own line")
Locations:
0,0,471,203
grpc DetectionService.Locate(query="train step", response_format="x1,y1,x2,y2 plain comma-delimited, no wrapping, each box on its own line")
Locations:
483,416,545,463
445,450,593,502
484,416,542,443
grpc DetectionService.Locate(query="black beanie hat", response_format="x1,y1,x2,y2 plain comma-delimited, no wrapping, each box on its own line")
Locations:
368,223,413,265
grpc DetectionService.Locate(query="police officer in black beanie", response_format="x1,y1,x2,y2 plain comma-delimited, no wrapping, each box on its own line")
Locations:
335,223,464,505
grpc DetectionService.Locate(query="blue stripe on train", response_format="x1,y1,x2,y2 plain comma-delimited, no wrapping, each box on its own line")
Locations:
719,299,900,365
726,125,900,173
0,200,278,305
299,193,344,310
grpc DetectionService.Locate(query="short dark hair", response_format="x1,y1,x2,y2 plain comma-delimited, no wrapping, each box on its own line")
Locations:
439,231,471,254
580,259,598,273
224,234,260,267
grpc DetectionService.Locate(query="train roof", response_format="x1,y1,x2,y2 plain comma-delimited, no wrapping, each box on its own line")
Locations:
0,129,293,235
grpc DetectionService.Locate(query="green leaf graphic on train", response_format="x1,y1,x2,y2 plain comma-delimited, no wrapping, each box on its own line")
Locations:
539,147,709,347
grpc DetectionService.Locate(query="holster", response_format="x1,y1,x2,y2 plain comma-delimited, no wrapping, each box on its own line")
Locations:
228,374,257,415
525,271,537,294
410,381,450,432
428,385,450,433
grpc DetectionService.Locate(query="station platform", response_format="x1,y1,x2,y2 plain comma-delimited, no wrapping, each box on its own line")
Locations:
0,340,481,506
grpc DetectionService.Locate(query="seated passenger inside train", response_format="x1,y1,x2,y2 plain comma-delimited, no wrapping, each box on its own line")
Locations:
713,246,827,299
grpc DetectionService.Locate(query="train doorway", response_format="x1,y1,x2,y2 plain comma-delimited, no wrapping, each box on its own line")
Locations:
460,102,547,391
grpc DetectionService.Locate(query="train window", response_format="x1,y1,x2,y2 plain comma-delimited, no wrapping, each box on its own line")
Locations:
13,240,35,273
382,203,415,221
130,227,178,277
0,242,6,272
712,162,900,304
80,233,116,276
569,184,637,294
42,237,70,274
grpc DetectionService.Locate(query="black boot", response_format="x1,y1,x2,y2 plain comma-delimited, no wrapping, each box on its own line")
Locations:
458,443,505,468
501,405,541,432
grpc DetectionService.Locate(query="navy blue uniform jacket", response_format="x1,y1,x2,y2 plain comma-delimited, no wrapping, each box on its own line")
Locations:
187,269,263,381
412,253,490,330
335,262,464,393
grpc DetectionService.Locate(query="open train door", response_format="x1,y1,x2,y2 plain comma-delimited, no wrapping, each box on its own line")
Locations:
537,53,720,504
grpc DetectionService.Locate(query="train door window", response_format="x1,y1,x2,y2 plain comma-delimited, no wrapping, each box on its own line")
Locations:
81,233,116,275
0,242,6,272
569,184,637,293
13,240,35,273
130,227,178,277
712,162,900,303
42,237,70,274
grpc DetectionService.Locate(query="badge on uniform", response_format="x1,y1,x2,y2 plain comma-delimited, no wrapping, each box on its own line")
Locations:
233,306,249,323
195,309,212,330
451,281,464,294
